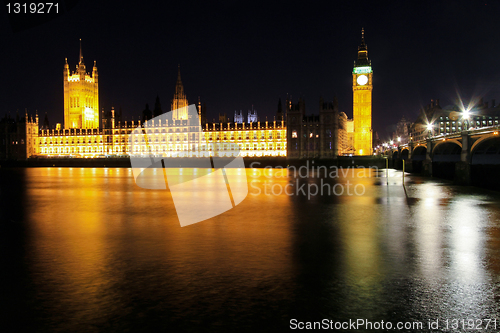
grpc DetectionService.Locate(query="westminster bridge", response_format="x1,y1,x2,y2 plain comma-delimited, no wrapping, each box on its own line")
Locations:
388,126,500,190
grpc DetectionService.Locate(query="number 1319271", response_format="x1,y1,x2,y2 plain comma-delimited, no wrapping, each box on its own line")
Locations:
6,3,59,14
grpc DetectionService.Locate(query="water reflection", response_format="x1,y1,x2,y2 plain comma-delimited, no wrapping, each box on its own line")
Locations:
0,167,499,332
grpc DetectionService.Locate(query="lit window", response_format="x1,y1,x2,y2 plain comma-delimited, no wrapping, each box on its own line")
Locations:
292,130,297,138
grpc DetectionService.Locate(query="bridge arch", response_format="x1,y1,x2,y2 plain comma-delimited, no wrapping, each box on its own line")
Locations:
401,148,409,160
412,143,426,152
471,134,500,154
432,141,461,162
412,145,427,156
471,135,500,165
433,139,462,151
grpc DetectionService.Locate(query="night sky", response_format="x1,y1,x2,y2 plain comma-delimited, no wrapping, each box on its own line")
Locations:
1,0,499,139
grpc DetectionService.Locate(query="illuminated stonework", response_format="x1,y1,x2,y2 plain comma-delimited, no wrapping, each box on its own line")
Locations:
36,116,286,158
352,28,373,155
36,62,286,158
63,40,99,129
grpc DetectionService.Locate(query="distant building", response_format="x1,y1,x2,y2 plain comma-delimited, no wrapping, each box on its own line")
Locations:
286,97,339,159
410,99,442,141
0,111,38,160
392,115,411,144
234,111,244,123
218,113,228,124
276,98,283,121
410,98,500,141
248,110,257,123
233,109,258,123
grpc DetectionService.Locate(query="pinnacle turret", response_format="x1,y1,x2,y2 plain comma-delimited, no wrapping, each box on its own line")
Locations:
79,38,84,65
355,28,370,67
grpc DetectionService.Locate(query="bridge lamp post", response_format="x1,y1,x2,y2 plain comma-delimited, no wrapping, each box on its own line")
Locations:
426,123,433,138
462,109,470,131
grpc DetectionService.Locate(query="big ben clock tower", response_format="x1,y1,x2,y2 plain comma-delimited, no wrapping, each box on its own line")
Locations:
352,28,373,155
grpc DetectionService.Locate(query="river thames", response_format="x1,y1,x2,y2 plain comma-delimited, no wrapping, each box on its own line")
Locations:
1,167,499,332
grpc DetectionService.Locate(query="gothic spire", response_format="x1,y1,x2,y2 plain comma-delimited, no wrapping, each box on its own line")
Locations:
174,65,185,97
355,28,370,67
79,39,84,64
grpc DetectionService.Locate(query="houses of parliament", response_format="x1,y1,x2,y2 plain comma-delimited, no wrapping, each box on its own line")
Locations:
1,32,373,160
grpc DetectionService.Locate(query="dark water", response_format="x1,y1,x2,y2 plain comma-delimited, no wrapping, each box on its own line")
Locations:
1,167,500,332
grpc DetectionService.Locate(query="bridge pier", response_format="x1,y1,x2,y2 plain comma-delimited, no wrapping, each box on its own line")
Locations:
422,139,433,176
405,142,414,173
455,161,471,185
405,159,413,173
455,131,472,185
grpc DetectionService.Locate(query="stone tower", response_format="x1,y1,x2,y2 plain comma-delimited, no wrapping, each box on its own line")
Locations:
352,28,373,155
63,39,99,129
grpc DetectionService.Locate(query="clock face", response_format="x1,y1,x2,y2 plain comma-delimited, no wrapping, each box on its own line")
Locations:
357,75,368,85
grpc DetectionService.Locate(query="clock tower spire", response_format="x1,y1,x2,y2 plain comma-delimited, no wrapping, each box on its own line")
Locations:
352,28,373,155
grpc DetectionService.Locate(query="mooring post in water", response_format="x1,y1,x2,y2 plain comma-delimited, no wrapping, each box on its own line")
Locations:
402,159,405,184
384,157,388,185
387,160,389,185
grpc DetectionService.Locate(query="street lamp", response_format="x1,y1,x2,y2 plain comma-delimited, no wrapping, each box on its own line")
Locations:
463,108,470,131
426,123,433,138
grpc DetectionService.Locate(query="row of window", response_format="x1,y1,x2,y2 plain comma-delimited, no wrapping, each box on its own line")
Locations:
41,143,286,155
439,120,498,126
291,129,332,139
69,96,95,108
439,116,499,121
438,119,499,134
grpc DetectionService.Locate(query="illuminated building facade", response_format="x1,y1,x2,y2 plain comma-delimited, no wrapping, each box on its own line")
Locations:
15,35,374,160
352,28,373,155
34,48,287,158
64,40,99,129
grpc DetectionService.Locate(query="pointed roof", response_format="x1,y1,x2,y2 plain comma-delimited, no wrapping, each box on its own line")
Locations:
355,28,370,67
359,27,366,51
79,39,84,64
174,65,185,97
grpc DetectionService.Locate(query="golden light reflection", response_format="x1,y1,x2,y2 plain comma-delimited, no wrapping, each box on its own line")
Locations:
448,199,486,283
413,184,444,280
